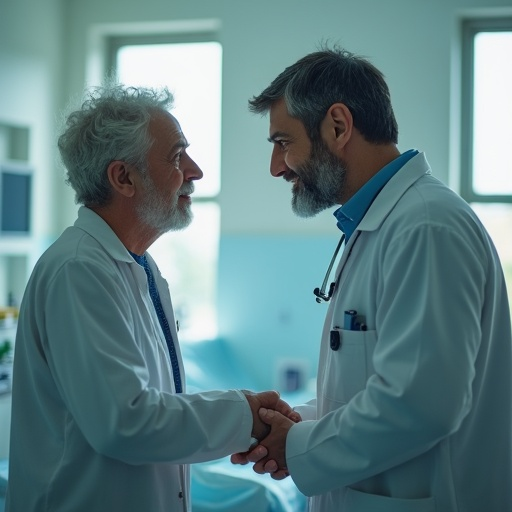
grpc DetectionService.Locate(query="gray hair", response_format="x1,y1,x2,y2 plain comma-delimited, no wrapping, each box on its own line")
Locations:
58,82,174,207
249,45,398,145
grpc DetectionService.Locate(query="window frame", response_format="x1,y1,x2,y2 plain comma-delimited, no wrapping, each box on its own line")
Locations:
460,16,512,204
107,31,220,79
105,33,223,341
106,31,221,206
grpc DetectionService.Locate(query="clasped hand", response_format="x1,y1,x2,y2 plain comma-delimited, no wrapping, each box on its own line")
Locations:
235,391,301,480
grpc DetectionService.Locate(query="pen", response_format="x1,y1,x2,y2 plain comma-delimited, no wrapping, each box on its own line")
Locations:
344,310,357,330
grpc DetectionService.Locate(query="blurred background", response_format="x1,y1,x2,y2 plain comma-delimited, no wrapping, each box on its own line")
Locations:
1,0,511,507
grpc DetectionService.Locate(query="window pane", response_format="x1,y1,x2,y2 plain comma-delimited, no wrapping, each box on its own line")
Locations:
115,40,222,342
472,32,512,195
148,202,220,341
471,203,512,317
116,42,222,197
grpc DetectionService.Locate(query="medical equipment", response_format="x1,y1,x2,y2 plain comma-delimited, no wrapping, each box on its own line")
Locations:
313,234,345,303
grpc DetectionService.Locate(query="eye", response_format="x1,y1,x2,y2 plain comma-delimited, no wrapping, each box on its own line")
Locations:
275,139,289,150
172,151,183,168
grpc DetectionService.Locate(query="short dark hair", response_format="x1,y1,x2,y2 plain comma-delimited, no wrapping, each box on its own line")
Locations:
249,45,398,144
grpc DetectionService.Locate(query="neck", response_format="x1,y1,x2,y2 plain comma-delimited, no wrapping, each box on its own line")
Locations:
90,203,159,256
342,141,400,203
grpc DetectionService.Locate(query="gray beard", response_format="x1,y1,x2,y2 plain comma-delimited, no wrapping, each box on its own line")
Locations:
291,141,347,218
137,175,193,234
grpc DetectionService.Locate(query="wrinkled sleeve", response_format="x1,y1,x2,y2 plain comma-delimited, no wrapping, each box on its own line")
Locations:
293,398,317,421
286,223,485,496
43,258,252,464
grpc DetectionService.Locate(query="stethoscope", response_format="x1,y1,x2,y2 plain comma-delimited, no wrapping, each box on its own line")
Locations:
313,234,346,303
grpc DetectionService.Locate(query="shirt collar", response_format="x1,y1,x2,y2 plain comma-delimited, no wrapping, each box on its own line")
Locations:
333,149,418,241
129,251,147,266
74,206,135,263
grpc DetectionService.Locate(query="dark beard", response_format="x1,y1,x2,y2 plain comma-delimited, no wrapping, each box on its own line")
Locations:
291,140,347,218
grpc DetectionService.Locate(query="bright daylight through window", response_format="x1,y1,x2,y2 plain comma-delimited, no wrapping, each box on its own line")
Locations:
462,20,512,313
471,31,512,196
115,40,222,341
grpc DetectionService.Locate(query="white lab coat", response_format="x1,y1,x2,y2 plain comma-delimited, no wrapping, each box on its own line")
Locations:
287,153,512,512
6,207,253,512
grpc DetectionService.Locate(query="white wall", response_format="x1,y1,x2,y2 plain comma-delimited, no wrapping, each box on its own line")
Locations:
3,0,511,239
59,0,512,236
0,0,64,305
0,0,64,241
0,0,64,459
56,0,512,388
2,0,511,388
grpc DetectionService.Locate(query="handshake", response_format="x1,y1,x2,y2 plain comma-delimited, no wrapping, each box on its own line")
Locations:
232,390,302,480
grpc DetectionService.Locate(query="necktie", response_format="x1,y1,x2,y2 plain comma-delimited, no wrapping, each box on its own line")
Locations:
131,252,182,393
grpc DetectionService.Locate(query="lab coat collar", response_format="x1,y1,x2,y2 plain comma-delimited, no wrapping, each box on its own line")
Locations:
356,151,432,234
74,206,135,264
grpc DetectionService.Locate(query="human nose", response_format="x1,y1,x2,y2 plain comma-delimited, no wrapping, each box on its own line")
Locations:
182,153,203,181
270,146,289,178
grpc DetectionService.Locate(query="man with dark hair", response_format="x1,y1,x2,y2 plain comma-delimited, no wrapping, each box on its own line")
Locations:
233,46,512,512
6,83,299,512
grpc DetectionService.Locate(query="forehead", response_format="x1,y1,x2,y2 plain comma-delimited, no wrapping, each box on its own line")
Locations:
148,110,185,146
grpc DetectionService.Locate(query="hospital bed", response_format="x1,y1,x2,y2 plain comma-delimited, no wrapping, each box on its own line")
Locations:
182,338,309,512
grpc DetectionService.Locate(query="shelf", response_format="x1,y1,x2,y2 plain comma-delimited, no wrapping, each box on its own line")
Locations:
0,122,32,309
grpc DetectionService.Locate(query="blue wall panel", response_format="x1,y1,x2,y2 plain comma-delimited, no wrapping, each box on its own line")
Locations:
217,234,340,390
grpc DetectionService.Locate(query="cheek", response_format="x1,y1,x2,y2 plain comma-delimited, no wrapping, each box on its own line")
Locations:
286,155,298,170
167,171,184,193
286,144,311,171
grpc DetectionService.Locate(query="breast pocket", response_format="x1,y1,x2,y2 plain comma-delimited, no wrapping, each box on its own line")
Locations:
321,328,377,406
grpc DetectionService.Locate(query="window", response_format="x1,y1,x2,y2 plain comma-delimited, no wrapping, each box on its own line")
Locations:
461,18,512,312
461,18,512,201
109,36,222,341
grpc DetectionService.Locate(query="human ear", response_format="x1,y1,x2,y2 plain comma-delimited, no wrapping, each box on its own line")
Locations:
321,103,353,150
107,160,136,198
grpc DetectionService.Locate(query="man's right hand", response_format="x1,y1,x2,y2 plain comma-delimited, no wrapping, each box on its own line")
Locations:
241,390,300,441
232,391,300,478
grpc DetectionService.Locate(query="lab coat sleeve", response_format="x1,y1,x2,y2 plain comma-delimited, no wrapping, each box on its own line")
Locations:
42,257,253,465
286,222,485,496
293,398,317,421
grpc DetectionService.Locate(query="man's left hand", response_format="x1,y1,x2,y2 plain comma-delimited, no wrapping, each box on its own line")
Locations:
231,406,296,480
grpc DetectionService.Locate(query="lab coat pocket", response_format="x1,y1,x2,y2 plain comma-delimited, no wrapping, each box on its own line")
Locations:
344,487,436,512
322,329,377,405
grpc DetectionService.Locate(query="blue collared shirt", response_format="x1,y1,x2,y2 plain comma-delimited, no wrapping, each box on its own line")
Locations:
334,149,418,241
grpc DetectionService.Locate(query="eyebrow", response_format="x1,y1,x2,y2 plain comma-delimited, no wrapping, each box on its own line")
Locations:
267,131,290,143
170,137,190,153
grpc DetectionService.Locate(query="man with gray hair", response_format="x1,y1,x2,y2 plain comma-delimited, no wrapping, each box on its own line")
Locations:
6,83,299,512
232,46,512,511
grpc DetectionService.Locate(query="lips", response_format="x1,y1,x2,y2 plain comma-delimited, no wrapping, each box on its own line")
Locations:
178,186,194,197
283,170,299,184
